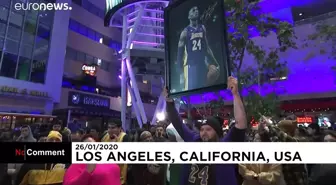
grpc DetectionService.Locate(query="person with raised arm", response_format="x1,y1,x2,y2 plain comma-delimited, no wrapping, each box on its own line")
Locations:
165,76,247,185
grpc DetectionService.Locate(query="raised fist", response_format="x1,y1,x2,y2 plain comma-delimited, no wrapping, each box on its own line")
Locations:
227,76,238,95
163,87,173,102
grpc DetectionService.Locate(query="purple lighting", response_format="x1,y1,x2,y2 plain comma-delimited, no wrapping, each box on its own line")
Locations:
118,75,122,79
132,41,160,46
142,17,164,21
128,17,164,23
132,32,164,38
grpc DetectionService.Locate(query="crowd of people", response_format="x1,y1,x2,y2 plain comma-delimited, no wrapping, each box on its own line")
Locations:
0,76,335,185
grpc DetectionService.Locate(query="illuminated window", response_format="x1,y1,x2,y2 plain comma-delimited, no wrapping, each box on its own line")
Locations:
97,58,102,66
68,19,122,51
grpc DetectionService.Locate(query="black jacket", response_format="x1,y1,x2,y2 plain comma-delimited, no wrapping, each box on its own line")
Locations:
308,164,336,185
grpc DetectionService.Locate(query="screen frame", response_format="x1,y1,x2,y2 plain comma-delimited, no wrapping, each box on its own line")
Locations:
164,0,231,98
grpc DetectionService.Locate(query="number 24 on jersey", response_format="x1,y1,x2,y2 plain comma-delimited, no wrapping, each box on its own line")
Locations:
192,39,202,51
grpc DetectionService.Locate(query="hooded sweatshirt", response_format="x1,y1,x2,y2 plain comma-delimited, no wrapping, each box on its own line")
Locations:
63,164,121,185
166,101,246,185
17,126,36,142
15,163,69,185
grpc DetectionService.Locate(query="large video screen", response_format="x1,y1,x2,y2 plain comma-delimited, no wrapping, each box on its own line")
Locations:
164,0,230,96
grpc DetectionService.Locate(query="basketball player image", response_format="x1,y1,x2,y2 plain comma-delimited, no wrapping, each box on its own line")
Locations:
176,6,220,91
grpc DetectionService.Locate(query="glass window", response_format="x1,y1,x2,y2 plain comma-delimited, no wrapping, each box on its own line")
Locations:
9,11,24,28
5,39,20,55
82,0,90,10
39,10,55,26
16,56,31,81
101,60,110,71
0,52,18,78
0,6,9,21
77,51,85,61
42,0,56,3
87,29,95,40
22,31,35,46
69,19,79,32
37,24,51,40
26,3,39,20
7,26,21,41
24,18,37,35
97,58,102,66
72,0,82,6
0,22,6,37
0,36,4,49
78,24,87,36
95,32,102,42
30,59,46,83
19,44,33,59
102,36,110,46
85,54,94,64
66,47,77,60
93,57,98,65
34,35,49,50
30,37,49,83
0,0,11,7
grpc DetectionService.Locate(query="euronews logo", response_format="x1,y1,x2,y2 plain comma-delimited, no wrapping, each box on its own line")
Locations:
14,3,72,11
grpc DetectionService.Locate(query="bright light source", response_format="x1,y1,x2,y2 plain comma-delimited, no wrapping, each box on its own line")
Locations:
127,89,132,106
118,75,122,79
299,13,303,16
156,112,165,121
97,58,102,66
130,43,133,49
118,50,123,54
99,38,103,44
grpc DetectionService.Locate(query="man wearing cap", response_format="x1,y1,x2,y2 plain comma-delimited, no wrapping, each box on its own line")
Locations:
165,76,247,185
101,122,130,185
15,131,70,185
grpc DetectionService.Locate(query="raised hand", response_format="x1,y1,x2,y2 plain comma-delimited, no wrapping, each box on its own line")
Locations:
163,87,174,102
227,76,238,95
110,134,118,142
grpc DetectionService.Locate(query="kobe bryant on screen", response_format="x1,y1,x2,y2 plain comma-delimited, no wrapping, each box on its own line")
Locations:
176,6,220,91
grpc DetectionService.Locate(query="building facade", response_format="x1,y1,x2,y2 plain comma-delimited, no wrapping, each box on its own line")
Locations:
0,0,70,129
53,0,157,128
0,0,69,119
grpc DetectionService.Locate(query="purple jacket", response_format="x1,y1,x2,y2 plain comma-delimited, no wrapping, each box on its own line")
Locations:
166,102,246,185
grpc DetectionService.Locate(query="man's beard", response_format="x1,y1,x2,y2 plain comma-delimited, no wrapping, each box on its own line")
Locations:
202,137,209,142
201,136,216,142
